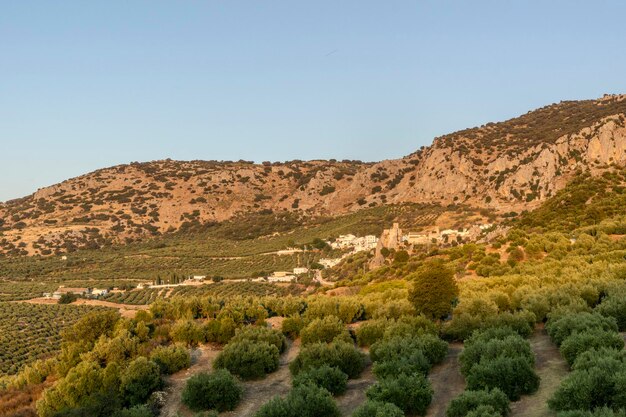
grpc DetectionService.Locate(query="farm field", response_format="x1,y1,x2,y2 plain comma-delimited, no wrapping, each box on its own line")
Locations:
0,302,110,376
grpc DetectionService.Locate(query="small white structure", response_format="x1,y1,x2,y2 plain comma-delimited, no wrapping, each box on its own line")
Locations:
293,267,309,275
91,288,109,297
192,275,206,281
319,258,341,268
268,274,295,283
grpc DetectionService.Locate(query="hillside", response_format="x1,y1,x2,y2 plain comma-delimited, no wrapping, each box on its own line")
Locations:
2,94,626,256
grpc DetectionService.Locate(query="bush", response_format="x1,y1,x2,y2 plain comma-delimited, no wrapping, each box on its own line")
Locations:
254,383,340,417
560,329,624,366
181,370,242,412
465,405,502,417
557,408,626,417
119,357,162,406
446,389,510,417
112,405,153,417
231,326,287,353
300,316,352,345
408,261,459,319
292,365,348,395
366,373,433,415
350,400,404,417
465,355,540,400
548,350,626,412
460,334,534,376
382,315,438,340
596,297,626,331
170,320,204,345
282,315,305,339
356,319,388,347
214,339,279,380
546,313,618,346
290,341,366,379
150,345,190,374
370,334,447,369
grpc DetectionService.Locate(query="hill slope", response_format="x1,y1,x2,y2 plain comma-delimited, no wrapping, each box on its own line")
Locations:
2,94,626,256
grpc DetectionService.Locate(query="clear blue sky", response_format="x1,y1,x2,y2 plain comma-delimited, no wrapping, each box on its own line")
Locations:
2,1,625,202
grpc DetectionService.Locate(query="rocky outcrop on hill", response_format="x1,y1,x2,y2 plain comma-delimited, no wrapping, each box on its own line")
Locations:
1,94,625,255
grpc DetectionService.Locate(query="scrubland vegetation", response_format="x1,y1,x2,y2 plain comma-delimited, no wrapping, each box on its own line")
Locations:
3,168,626,416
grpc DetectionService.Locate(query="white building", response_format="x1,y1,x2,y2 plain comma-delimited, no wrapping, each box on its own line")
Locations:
319,258,341,268
91,288,109,297
293,267,309,275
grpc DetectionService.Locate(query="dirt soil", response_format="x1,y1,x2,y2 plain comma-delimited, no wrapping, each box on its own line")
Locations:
426,342,465,417
160,344,222,417
510,326,568,417
336,361,376,416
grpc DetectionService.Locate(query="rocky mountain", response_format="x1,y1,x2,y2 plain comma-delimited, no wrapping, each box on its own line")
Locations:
1,94,626,256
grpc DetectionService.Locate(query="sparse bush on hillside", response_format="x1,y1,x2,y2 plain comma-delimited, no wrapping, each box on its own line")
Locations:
446,388,510,417
366,373,433,415
292,365,348,396
300,316,352,345
181,370,242,412
254,383,340,417
214,339,279,380
350,401,404,417
290,341,366,379
149,345,190,374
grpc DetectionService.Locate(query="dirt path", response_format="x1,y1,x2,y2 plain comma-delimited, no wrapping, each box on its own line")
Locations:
160,344,222,417
426,343,465,417
336,361,376,416
225,339,301,417
510,326,567,417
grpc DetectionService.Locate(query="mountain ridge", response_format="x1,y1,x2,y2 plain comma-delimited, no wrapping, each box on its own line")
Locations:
2,94,626,256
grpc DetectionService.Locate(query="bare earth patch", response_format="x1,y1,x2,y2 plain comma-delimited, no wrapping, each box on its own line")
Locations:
426,342,465,417
510,326,567,417
160,344,222,417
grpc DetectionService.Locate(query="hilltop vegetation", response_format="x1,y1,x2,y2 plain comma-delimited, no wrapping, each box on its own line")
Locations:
3,95,626,257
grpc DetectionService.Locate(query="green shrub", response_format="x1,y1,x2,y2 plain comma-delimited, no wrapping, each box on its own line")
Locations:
350,400,404,417
292,365,348,395
290,341,365,379
465,405,502,417
170,320,204,345
230,326,287,353
382,315,438,340
355,319,388,347
366,373,433,415
464,355,540,400
112,405,153,417
446,389,510,417
150,345,190,374
560,329,624,366
546,313,618,346
181,370,242,412
370,334,447,369
460,334,534,376
282,315,305,339
300,316,351,345
372,353,430,379
557,409,626,417
596,297,626,331
254,383,340,417
119,357,162,406
214,339,279,380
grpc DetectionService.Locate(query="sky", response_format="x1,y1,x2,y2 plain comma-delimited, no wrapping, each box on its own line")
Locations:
1,1,625,202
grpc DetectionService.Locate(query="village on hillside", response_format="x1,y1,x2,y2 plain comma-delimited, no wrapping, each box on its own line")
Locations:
43,221,495,300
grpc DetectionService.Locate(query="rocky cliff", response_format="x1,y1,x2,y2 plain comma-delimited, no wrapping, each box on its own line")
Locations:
1,94,625,255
